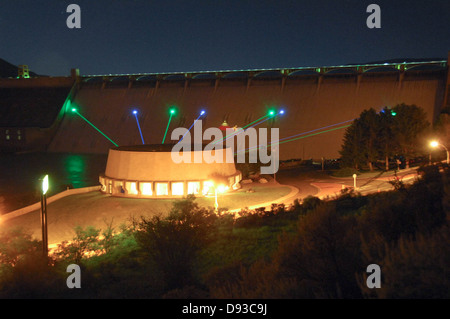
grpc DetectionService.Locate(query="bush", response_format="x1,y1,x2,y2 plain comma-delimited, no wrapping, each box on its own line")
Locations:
275,202,363,298
134,196,218,291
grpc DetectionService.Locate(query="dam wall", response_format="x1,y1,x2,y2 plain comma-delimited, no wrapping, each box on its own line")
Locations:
47,67,447,161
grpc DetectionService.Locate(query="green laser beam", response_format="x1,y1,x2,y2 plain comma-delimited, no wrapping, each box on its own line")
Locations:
73,110,119,147
213,114,269,145
235,124,351,155
162,113,174,144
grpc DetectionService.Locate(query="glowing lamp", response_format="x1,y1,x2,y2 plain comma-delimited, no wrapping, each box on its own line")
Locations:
132,110,138,115
170,109,176,114
268,110,275,116
430,141,439,148
42,175,49,195
217,184,228,193
200,110,206,115
71,108,77,113
279,109,285,115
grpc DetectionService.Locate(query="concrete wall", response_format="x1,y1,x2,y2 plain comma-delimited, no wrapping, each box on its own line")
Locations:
48,70,447,160
104,147,237,181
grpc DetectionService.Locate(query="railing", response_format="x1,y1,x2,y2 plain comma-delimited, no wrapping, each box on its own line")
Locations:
80,60,448,83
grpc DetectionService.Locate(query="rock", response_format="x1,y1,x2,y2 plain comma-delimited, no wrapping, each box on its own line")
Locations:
248,172,260,179
241,179,253,184
258,178,268,183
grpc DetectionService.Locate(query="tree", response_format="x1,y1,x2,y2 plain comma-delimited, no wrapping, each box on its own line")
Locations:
390,103,430,168
340,108,380,170
358,109,381,171
340,119,365,169
378,107,397,171
340,104,430,170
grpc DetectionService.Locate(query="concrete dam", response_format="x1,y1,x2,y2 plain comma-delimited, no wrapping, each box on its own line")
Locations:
1,58,449,161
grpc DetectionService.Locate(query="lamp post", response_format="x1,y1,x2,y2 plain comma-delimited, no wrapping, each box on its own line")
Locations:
430,141,449,164
214,188,219,213
40,175,49,259
214,184,227,214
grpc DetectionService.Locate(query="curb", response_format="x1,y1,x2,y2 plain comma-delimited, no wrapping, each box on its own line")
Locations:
1,186,101,222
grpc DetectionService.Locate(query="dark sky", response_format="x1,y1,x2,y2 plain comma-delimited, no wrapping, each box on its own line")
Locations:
1,0,449,76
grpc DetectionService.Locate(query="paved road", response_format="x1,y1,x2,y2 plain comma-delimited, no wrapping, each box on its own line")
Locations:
275,165,419,200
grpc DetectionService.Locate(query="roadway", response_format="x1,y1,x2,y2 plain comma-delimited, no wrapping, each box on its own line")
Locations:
274,165,420,203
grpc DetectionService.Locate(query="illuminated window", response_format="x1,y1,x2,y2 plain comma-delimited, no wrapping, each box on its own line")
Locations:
114,181,124,194
171,182,184,196
140,182,152,196
203,181,214,195
126,182,138,195
187,181,200,195
156,183,168,196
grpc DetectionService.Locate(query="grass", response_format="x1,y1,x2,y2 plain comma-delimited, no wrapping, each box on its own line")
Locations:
2,184,293,244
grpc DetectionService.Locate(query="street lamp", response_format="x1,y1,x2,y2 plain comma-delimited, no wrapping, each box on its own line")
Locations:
430,141,449,164
214,184,228,213
40,175,49,259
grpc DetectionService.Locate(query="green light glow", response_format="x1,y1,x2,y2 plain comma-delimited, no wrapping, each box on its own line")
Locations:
162,111,175,144
42,175,49,195
72,109,119,147
214,114,269,145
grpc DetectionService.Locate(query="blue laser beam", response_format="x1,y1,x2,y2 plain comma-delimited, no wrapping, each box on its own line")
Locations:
133,110,145,144
222,109,285,143
178,110,206,143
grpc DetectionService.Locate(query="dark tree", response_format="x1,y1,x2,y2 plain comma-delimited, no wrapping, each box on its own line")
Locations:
390,103,430,168
340,104,430,170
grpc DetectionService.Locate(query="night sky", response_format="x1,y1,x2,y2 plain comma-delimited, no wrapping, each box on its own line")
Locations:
1,0,449,76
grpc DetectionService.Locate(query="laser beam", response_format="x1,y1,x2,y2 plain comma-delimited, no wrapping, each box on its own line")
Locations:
179,110,206,143
213,113,270,145
162,108,176,144
236,119,354,155
133,110,145,144
71,108,118,147
221,109,285,144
